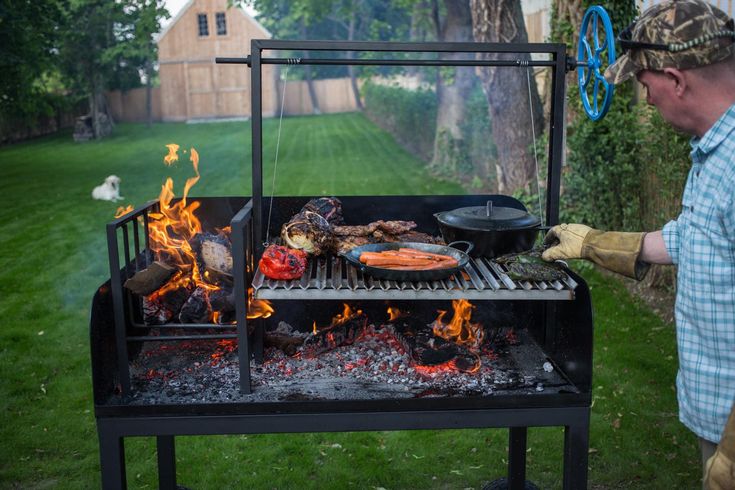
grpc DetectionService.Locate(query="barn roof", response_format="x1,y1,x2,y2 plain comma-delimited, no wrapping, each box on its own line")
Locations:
156,0,271,44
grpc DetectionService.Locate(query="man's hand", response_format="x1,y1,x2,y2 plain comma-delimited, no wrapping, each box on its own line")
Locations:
542,224,593,261
541,223,650,280
705,402,735,490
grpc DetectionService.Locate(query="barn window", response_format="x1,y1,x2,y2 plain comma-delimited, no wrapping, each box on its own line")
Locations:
197,13,209,36
216,12,227,35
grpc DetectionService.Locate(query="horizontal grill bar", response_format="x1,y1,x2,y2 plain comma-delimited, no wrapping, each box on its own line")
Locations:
252,256,577,301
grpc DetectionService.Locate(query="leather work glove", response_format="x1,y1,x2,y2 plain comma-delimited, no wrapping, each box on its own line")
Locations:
705,403,735,490
541,224,650,280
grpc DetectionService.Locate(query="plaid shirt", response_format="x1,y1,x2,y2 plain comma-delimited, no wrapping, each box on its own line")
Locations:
662,103,735,443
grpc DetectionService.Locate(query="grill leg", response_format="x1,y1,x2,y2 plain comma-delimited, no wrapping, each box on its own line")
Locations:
98,421,126,490
563,412,590,490
157,436,176,490
508,427,527,490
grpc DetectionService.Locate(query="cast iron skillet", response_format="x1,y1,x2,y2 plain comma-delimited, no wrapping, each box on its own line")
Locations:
343,241,473,281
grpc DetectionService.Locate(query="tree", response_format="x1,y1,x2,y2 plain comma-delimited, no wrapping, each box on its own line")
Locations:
0,0,67,133
59,0,168,138
105,0,169,127
241,0,412,113
470,0,545,194
429,0,477,180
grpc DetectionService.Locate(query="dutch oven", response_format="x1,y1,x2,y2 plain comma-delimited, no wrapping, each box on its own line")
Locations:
434,201,547,258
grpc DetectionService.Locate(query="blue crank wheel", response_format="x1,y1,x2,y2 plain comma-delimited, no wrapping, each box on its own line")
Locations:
577,6,616,121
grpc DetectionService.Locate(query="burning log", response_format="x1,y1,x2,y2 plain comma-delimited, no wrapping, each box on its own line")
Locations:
144,286,190,324
390,316,480,373
124,261,176,296
301,312,367,358
192,232,233,276
178,287,212,323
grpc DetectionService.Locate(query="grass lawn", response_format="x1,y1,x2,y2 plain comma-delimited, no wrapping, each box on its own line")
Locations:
0,113,698,489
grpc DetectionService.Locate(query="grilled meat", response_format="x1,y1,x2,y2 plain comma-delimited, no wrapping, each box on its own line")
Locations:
281,211,333,255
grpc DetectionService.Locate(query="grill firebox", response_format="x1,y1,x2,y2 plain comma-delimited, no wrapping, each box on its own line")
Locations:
91,40,593,490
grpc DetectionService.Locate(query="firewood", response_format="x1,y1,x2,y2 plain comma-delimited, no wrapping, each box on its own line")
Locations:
124,261,175,296
301,314,367,358
264,333,304,356
178,288,212,323
192,232,233,276
390,317,480,372
143,286,190,325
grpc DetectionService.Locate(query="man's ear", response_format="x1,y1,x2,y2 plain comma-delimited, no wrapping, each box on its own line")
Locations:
663,67,687,97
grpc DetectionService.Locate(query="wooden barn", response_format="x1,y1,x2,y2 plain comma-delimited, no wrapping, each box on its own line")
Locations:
157,0,278,121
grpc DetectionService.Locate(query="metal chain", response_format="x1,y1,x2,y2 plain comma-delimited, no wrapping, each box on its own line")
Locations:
264,66,289,246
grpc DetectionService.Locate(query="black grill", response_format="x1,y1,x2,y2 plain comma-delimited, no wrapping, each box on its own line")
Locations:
91,40,593,490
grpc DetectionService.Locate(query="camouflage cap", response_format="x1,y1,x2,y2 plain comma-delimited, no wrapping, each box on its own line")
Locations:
604,0,735,84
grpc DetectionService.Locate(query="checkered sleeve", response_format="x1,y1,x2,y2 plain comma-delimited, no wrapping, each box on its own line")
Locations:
662,219,680,265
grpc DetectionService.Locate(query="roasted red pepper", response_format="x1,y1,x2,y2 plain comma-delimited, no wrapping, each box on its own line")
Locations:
259,245,308,280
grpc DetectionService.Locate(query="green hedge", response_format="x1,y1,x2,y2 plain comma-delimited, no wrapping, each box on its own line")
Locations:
362,80,497,189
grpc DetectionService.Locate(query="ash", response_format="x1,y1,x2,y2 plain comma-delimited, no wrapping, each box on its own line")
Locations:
128,324,575,406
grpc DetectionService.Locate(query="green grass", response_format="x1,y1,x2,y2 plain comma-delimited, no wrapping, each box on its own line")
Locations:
0,113,698,489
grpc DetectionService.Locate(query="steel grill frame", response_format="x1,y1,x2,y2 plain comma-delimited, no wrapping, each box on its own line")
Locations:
252,254,578,300
92,40,594,490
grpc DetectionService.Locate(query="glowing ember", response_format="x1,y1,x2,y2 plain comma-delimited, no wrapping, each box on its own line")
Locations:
115,204,134,218
432,299,484,350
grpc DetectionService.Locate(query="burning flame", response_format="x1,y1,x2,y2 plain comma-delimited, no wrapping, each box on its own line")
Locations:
432,299,484,350
247,288,273,319
333,303,360,325
115,204,134,218
387,306,404,322
145,144,274,324
147,147,207,296
164,143,180,166
312,321,317,335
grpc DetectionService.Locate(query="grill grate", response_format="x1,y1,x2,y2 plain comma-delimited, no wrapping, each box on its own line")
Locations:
252,256,577,300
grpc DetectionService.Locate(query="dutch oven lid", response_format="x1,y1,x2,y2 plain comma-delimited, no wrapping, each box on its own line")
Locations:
435,201,541,231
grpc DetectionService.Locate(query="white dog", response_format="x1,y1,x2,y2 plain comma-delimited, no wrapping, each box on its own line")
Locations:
92,175,123,202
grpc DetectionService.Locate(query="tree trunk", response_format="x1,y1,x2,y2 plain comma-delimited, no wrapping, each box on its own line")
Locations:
430,0,475,180
347,10,363,110
470,0,545,195
301,21,321,115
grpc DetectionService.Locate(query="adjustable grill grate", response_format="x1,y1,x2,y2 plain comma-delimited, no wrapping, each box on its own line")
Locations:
252,255,577,300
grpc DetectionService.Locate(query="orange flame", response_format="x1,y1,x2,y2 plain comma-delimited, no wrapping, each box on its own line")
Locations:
146,145,275,324
332,303,361,326
387,306,404,322
247,288,274,319
432,299,484,350
312,321,317,335
114,204,134,218
164,144,180,166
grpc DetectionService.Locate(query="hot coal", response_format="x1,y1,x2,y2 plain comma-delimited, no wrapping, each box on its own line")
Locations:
125,324,577,406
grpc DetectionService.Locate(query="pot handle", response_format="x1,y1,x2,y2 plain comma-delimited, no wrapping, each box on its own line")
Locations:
447,240,474,255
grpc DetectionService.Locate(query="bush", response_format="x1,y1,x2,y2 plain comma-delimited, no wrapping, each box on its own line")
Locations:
362,80,437,161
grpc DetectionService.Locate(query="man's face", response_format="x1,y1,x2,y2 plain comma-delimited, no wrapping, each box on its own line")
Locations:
635,69,690,133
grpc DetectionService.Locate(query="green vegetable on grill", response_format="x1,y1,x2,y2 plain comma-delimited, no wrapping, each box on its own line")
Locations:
494,249,568,282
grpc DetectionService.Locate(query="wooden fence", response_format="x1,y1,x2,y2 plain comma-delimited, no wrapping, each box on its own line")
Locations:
107,78,359,123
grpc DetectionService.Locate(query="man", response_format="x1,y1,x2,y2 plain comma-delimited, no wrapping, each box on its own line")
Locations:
541,0,735,487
